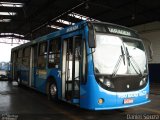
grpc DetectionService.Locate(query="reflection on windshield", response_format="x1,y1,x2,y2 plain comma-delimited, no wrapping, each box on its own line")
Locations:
93,34,127,75
93,33,147,76
124,39,146,75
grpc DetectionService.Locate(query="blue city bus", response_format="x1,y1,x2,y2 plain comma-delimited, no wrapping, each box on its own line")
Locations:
11,21,150,110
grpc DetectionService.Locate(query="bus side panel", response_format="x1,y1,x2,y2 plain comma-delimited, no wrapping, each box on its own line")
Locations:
20,65,29,85
35,69,47,93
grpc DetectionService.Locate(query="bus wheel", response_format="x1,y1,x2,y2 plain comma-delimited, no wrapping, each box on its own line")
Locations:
49,81,58,101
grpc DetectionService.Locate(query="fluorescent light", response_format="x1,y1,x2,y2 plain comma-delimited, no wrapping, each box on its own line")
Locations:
14,33,24,37
0,19,11,22
0,2,23,7
68,12,100,22
69,13,87,20
1,33,12,35
0,12,16,16
47,25,63,30
56,19,75,25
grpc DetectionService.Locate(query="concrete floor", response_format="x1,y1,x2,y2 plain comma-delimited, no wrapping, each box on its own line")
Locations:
0,81,159,120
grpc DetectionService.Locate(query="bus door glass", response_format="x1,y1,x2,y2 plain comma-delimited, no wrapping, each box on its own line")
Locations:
22,47,31,85
31,44,38,87
36,42,48,91
62,36,82,103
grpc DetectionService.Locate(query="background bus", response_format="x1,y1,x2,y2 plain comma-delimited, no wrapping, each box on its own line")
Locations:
11,21,150,110
0,62,10,79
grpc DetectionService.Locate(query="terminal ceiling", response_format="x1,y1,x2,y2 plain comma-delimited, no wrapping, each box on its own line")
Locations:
0,0,160,40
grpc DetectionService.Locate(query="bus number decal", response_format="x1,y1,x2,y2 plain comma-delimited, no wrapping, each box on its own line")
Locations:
66,25,79,33
118,91,147,98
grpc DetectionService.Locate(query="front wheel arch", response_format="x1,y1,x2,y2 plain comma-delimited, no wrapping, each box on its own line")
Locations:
46,77,58,101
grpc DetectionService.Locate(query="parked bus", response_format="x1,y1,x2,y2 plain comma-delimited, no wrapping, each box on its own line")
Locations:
11,21,150,110
0,62,10,79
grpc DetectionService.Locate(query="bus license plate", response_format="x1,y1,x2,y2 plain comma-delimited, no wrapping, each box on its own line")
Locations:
124,98,133,104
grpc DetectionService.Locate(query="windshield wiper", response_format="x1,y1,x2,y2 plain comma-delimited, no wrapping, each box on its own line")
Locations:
121,46,125,65
111,46,126,77
126,47,143,77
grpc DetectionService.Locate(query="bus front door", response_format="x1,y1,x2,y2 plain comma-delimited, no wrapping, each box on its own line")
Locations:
30,45,38,88
62,36,82,104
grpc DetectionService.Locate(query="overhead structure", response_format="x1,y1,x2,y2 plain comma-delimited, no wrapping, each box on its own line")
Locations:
0,0,160,41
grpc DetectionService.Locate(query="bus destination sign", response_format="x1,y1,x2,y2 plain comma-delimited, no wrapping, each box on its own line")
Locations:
108,27,131,36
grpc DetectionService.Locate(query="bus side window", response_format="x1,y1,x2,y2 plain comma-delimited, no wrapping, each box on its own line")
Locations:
81,40,87,84
23,47,30,67
12,51,17,65
38,42,47,68
11,51,17,79
17,49,22,66
48,38,61,68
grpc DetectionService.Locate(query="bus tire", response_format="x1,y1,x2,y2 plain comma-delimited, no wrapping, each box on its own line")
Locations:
48,80,58,101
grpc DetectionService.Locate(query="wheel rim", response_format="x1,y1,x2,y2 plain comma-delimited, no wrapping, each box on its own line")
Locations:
50,83,57,96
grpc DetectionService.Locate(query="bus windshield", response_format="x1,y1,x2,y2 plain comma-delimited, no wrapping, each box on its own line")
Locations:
93,33,147,76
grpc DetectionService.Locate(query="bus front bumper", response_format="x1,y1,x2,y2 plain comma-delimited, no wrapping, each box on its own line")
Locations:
94,99,150,110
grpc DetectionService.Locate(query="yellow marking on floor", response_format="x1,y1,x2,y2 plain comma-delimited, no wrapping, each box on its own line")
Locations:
136,107,160,114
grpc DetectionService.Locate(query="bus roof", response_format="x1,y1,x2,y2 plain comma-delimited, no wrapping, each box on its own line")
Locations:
12,21,139,51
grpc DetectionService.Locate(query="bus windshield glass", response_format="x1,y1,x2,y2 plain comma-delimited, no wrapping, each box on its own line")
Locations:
93,33,147,76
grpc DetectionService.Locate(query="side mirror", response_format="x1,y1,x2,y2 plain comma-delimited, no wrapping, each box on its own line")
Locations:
88,23,96,48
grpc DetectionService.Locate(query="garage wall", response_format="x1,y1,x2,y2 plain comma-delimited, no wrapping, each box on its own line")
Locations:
132,21,160,83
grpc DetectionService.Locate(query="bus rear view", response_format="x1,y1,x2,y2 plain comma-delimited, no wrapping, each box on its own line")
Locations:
83,22,150,110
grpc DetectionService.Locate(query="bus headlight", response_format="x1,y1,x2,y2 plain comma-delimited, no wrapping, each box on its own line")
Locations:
106,80,112,88
139,78,146,86
98,98,104,104
99,78,114,88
